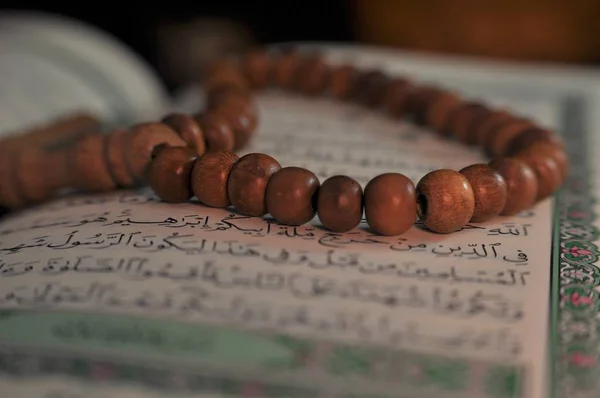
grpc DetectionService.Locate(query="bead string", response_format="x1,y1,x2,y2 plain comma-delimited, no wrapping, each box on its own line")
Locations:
0,46,568,236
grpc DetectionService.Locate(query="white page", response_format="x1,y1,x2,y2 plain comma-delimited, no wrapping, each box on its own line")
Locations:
0,83,559,398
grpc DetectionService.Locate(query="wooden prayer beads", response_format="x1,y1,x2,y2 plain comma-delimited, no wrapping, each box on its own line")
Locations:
0,46,569,237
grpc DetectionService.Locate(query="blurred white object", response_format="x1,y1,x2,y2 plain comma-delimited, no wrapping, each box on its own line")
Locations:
0,11,168,135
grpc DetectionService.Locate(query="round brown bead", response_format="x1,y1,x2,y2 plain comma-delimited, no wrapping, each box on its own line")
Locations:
206,85,250,110
294,54,330,96
196,112,235,152
483,118,534,157
204,58,248,93
69,133,117,193
468,109,511,146
416,170,475,234
0,152,24,208
328,64,358,100
513,141,569,183
364,173,417,236
406,85,442,124
212,96,258,150
504,127,563,156
266,167,320,225
15,147,64,204
383,78,413,118
227,153,282,216
459,164,508,222
446,102,488,141
317,175,363,232
191,151,239,207
161,113,206,156
274,48,301,89
488,158,538,215
425,92,462,134
352,70,390,107
513,153,561,201
105,128,136,188
242,49,272,89
147,146,196,203
124,122,186,184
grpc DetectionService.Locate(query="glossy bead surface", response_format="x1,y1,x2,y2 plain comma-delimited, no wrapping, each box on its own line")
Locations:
227,153,282,216
328,64,358,100
266,167,320,225
196,112,235,152
317,175,363,232
147,146,196,203
459,164,508,222
364,173,416,236
125,122,186,184
161,113,206,156
191,151,239,207
416,169,475,233
488,158,538,215
242,49,272,89
105,128,135,188
69,133,116,192
295,54,330,96
469,109,511,146
514,154,561,201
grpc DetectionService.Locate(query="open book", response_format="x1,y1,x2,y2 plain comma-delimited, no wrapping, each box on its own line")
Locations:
1,11,600,398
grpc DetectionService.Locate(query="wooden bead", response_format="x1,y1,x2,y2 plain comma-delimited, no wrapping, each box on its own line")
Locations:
328,64,358,100
0,152,24,208
105,128,136,188
15,147,65,204
295,54,331,96
124,122,186,184
352,70,390,107
227,153,282,216
191,151,239,207
161,113,206,156
425,92,462,134
504,127,563,156
242,49,272,89
468,109,511,146
69,133,117,193
459,164,507,222
483,118,534,157
513,153,561,201
213,98,258,151
266,167,320,225
513,141,569,182
446,102,488,141
206,85,250,110
147,146,196,203
317,175,363,232
416,170,475,234
196,112,235,152
488,158,538,215
407,85,443,124
383,78,413,117
274,48,301,89
204,58,248,93
364,173,416,236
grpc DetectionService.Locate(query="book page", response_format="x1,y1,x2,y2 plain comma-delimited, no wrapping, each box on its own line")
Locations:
0,86,560,398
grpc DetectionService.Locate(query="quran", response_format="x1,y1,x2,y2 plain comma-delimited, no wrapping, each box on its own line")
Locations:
1,12,599,398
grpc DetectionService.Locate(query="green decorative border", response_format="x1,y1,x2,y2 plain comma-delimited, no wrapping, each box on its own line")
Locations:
552,96,600,397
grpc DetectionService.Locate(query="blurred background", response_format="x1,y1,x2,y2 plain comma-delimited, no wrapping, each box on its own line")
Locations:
5,1,600,93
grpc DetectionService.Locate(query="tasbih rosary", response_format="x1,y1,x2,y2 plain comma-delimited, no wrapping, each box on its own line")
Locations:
0,46,568,236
